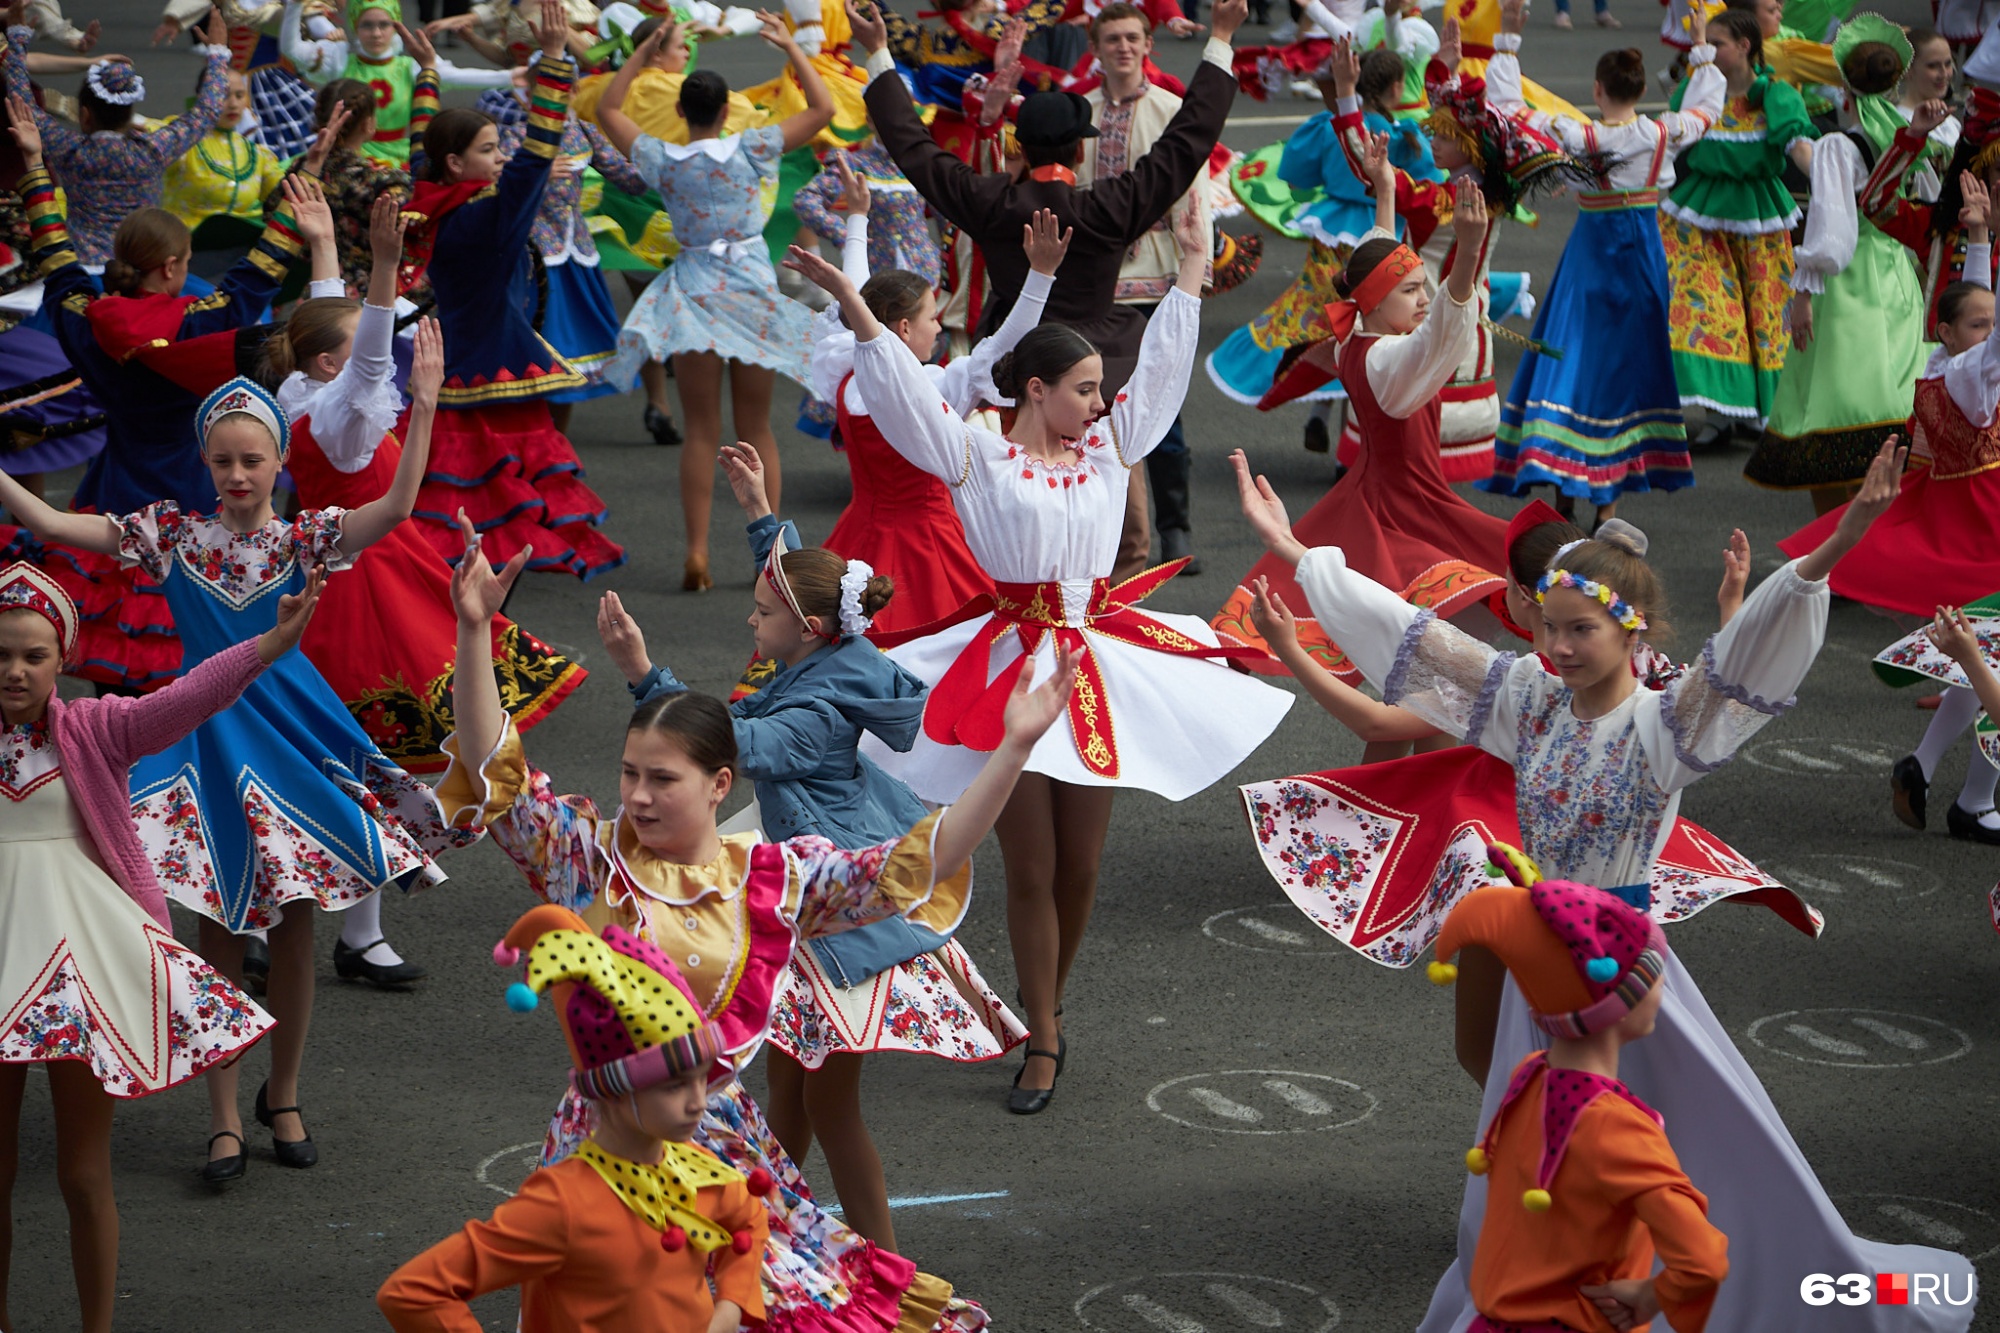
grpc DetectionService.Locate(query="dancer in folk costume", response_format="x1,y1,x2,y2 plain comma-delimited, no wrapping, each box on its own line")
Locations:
1895,26,1959,201
281,0,516,165
399,15,626,579
0,564,284,1333
601,445,1026,1247
1746,15,1930,514
378,904,768,1333
1484,0,1719,526
1660,7,1817,429
0,361,476,1183
2,99,323,689
4,6,231,269
1883,603,2000,874
806,169,1070,635
1783,236,2000,846
1238,494,1822,972
154,0,328,161
271,80,413,294
1211,174,1514,678
595,13,833,590
159,64,290,239
1237,436,1980,1332
785,192,1294,1115
1428,861,1732,1333
444,516,1079,1330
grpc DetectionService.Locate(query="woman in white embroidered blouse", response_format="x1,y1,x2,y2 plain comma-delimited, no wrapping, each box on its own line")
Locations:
786,208,1293,1113
1236,438,1979,1331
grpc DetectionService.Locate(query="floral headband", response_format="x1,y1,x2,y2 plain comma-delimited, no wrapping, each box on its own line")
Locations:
1535,569,1648,632
0,562,78,658
85,60,145,107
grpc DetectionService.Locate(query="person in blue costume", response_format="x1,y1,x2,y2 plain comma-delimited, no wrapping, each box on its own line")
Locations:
0,356,477,1187
594,441,1023,1252
1206,47,1444,428
3,104,321,688
398,8,626,582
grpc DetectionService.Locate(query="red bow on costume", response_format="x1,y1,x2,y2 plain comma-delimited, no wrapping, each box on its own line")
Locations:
1320,242,1423,344
83,294,249,393
876,562,1263,780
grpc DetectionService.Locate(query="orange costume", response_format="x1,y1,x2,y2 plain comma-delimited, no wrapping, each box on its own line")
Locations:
377,905,770,1333
1431,850,1729,1333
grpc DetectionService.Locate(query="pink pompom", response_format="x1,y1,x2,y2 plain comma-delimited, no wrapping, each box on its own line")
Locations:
491,941,521,967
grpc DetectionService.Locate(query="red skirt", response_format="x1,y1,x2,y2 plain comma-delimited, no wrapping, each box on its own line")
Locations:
412,400,626,579
1777,465,2000,617
3,526,179,692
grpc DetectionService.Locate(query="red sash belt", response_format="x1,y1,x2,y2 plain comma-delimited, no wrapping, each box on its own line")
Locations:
884,560,1263,780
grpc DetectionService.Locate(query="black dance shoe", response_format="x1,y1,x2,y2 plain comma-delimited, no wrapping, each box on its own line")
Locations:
1302,416,1330,454
1889,754,1928,830
1946,802,2000,845
256,1081,318,1169
241,936,269,997
1007,1049,1062,1116
334,937,429,988
643,405,683,447
201,1130,246,1185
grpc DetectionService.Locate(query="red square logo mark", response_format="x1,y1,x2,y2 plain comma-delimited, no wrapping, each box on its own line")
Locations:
1877,1274,1909,1305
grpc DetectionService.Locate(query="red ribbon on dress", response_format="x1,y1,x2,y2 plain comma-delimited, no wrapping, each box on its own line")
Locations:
883,561,1265,780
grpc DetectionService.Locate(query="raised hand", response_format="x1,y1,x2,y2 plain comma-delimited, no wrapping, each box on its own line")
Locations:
756,8,798,50
1438,14,1461,70
1450,175,1489,246
78,17,100,52
1362,129,1393,191
1248,576,1300,652
395,17,438,66
1170,200,1205,267
259,565,327,662
1024,207,1073,276
783,241,854,298
1928,605,1986,667
409,317,444,411
719,442,773,519
845,0,887,54
834,149,870,216
537,0,567,55
1231,449,1305,565
1912,96,1951,136
1499,0,1526,33
304,100,352,174
5,93,41,170
1209,0,1246,44
1838,435,1908,534
450,511,530,623
596,591,653,685
200,5,227,49
284,173,337,250
369,187,408,264
1960,170,1990,235
1328,33,1359,97
1717,527,1749,625
1002,645,1083,748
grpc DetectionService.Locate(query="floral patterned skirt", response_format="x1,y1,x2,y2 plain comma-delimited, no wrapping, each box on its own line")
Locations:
543,1079,990,1333
1661,215,1794,423
2,778,271,1097
770,940,1027,1069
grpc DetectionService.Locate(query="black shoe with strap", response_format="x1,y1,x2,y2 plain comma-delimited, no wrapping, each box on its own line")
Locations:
1007,1049,1062,1115
1890,754,1928,830
1945,801,2000,845
201,1130,246,1185
256,1080,318,1169
334,937,428,987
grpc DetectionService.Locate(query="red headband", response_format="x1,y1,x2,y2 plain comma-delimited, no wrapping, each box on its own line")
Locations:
1323,244,1423,342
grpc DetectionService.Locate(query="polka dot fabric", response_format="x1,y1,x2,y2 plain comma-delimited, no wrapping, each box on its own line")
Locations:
576,1139,745,1253
1527,880,1651,1002
1472,1053,1665,1201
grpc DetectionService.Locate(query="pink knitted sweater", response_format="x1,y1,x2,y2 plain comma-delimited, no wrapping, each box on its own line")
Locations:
48,639,267,929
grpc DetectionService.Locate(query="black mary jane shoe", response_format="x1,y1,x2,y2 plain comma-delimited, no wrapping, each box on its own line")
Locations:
1007,1049,1062,1116
643,405,684,448
255,1081,318,1169
1889,754,1928,831
241,936,270,997
1945,802,2000,846
1302,416,1330,454
333,937,429,987
201,1130,246,1185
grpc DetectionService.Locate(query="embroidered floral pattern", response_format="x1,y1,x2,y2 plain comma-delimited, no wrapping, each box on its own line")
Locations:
1663,218,1793,414
1516,690,1673,885
0,721,58,802
115,502,350,608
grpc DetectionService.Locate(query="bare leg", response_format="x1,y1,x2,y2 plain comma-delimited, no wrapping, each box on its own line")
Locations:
1593,498,1617,527
548,401,574,436
762,1048,812,1167
728,361,782,516
198,920,247,1161
1808,484,1857,517
1360,739,1416,765
1047,780,1115,1006
801,1055,894,1250
673,351,725,580
1452,943,1506,1087
639,359,675,416
0,1064,24,1331
47,1063,117,1333
996,774,1061,1092
263,906,316,1147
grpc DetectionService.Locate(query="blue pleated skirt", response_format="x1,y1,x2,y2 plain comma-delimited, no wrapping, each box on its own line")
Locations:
540,260,624,404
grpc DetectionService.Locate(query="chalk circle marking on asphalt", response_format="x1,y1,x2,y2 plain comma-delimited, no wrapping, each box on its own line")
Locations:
1745,1009,1972,1068
1763,855,1940,903
1145,1070,1379,1135
1742,737,1899,776
1201,902,1343,954
1835,1195,2000,1262
1075,1271,1341,1332
475,1141,545,1197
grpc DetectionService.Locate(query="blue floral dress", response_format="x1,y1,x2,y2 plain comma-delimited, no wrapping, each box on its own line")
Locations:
117,503,473,932
604,126,814,387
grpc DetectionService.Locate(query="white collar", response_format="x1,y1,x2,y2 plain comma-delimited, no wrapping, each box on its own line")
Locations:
651,133,742,164
277,370,327,419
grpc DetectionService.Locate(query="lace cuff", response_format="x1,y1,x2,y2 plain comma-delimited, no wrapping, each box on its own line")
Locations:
1382,609,1506,743
1660,638,1795,776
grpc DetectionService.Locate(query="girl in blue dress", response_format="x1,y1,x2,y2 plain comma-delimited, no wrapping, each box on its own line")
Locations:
594,442,1025,1250
0,336,473,1184
594,14,834,592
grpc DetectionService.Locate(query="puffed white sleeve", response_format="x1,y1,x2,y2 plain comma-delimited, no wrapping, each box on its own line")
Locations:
1366,285,1479,419
1294,545,1525,763
937,267,1054,416
851,327,976,483
1941,299,2000,428
1661,45,1724,149
810,307,859,408
309,301,405,471
1790,133,1862,293
842,213,872,286
1100,284,1199,467
1486,42,1584,151
1648,559,1829,791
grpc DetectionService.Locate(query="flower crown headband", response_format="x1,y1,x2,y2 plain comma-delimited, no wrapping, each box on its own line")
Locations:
1535,569,1648,632
763,527,875,640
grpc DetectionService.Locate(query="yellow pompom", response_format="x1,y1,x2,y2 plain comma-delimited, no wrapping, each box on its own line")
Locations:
1427,960,1459,985
1464,1147,1489,1175
1522,1188,1553,1213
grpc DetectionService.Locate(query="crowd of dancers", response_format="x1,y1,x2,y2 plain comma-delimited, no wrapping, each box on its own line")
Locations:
0,0,1992,1325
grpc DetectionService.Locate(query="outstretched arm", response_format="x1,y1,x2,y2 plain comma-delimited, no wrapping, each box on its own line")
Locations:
763,9,833,152
450,513,534,768
0,466,119,552
1252,578,1438,742
930,648,1079,876
337,319,442,553
1794,438,1906,582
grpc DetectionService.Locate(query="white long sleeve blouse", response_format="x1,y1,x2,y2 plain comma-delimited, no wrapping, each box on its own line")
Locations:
276,300,404,471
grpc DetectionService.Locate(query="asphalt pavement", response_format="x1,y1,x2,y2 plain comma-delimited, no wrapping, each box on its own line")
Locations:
9,2,1998,1328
